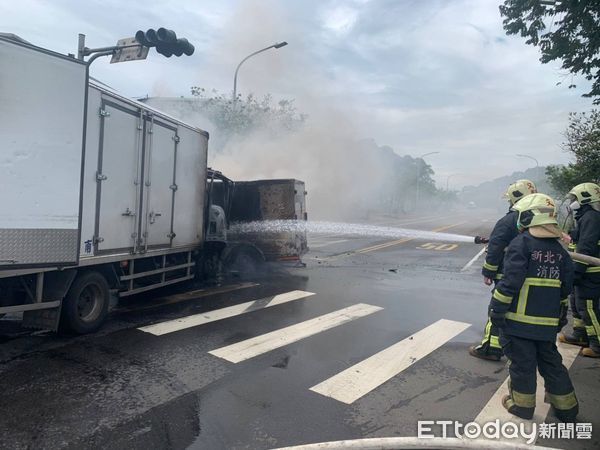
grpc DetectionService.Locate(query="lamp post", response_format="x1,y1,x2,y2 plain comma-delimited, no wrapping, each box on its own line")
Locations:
416,151,440,209
232,42,288,103
516,153,539,168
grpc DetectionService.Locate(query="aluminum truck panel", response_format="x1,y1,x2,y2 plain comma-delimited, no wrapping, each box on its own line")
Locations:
143,118,177,248
0,37,87,268
79,87,102,259
294,180,307,220
96,99,143,252
80,84,207,258
171,125,207,247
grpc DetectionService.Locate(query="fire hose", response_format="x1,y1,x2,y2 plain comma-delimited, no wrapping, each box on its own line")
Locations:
473,236,600,267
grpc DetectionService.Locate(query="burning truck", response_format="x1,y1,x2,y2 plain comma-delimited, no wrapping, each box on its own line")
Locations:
0,32,307,334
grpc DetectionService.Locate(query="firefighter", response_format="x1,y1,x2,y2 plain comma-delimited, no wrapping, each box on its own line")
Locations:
488,193,577,422
469,179,537,361
558,221,588,347
562,182,600,357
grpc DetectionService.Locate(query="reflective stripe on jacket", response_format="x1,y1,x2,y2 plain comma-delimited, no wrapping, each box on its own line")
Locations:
573,208,600,292
490,231,574,341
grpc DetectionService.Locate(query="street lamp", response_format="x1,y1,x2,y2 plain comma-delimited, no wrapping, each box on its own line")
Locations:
416,151,440,209
232,41,288,103
516,153,539,168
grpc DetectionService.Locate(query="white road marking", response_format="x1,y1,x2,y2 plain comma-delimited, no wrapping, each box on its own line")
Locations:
138,290,316,336
208,303,383,363
475,341,580,444
310,239,350,248
310,319,471,404
461,247,486,272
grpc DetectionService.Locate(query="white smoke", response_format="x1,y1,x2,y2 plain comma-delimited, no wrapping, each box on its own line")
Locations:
146,0,432,220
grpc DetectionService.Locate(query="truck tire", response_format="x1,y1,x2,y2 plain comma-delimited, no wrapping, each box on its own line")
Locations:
225,245,266,277
60,271,109,334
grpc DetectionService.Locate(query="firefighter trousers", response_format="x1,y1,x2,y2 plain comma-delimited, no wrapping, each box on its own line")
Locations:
575,289,600,352
476,317,502,356
500,333,578,421
568,292,586,338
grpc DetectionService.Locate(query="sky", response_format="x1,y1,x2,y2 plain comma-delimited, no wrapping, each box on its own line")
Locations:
1,0,594,189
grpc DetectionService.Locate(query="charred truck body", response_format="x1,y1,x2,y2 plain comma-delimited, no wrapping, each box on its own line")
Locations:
0,34,307,333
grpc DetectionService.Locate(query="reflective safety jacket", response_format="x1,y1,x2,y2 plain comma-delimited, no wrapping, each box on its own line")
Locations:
482,210,519,280
490,231,574,341
573,207,600,295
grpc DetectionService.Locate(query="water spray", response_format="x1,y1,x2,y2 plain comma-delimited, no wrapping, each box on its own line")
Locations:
230,220,490,244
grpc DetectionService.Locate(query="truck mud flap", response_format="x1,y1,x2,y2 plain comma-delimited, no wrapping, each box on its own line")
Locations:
22,307,61,332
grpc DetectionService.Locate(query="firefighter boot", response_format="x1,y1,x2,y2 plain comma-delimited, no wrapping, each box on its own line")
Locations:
544,393,579,423
469,345,502,361
558,330,588,347
502,395,534,420
581,347,600,358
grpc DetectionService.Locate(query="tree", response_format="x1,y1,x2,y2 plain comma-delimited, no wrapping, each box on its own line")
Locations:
499,0,600,103
189,87,306,151
546,109,600,194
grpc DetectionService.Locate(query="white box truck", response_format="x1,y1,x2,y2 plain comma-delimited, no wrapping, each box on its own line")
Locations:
0,34,306,333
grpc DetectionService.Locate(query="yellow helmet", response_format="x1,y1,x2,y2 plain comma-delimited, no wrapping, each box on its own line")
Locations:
505,179,537,205
513,193,561,238
567,182,600,207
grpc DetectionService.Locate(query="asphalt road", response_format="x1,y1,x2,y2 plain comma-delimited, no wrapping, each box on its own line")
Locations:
1,210,599,450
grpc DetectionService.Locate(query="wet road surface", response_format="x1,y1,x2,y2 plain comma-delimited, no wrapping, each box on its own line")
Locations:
1,210,599,449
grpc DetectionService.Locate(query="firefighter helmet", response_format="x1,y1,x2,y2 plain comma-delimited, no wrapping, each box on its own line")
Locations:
505,179,537,205
567,182,600,207
513,193,561,238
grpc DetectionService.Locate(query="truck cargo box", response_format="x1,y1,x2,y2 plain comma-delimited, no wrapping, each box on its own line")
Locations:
0,34,209,272
0,35,88,269
228,179,308,261
80,81,208,259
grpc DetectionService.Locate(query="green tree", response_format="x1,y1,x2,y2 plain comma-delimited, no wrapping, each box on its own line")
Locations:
190,87,306,151
546,109,600,195
499,0,600,103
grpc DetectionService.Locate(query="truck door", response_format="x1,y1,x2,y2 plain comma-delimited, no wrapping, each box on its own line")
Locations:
96,100,142,253
0,36,87,268
142,116,177,249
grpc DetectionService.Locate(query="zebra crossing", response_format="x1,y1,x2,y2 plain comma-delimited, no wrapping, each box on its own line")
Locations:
209,303,382,363
137,288,580,433
309,318,471,404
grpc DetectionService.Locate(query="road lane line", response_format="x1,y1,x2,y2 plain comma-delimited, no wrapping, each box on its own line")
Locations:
368,215,442,227
327,222,467,259
208,303,383,363
310,319,471,404
138,290,316,336
475,341,579,444
310,239,350,248
356,238,413,253
461,247,486,272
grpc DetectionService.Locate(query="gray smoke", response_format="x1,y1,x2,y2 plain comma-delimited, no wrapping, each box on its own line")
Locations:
145,0,436,220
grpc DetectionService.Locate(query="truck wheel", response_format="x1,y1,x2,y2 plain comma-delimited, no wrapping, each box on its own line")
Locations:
61,271,109,334
226,246,265,277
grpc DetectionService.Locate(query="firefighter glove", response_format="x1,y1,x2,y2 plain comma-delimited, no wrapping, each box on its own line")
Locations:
559,305,568,330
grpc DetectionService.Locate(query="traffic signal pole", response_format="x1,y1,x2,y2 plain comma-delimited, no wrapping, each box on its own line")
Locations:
76,28,194,66
77,33,145,65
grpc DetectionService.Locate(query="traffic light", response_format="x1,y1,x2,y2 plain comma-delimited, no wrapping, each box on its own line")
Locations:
134,29,158,47
134,28,194,57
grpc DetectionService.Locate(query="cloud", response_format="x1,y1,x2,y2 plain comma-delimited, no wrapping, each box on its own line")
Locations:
1,0,595,188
